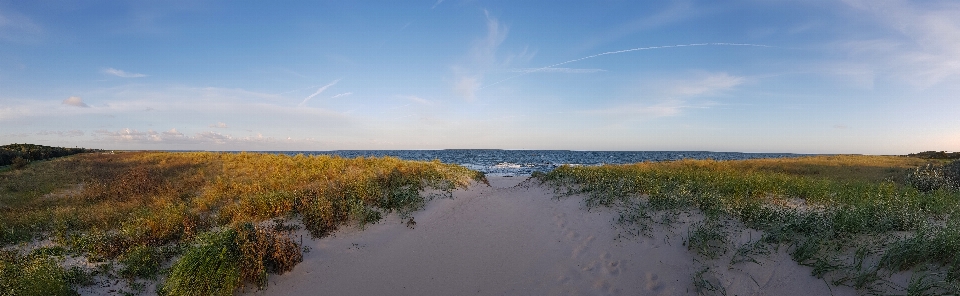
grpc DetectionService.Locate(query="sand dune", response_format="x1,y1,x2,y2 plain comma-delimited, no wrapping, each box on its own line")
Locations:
247,176,857,295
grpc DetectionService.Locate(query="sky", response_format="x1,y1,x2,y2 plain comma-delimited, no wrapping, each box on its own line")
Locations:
1,0,959,154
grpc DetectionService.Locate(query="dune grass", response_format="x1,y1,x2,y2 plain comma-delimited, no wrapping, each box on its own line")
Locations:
0,151,484,295
538,155,960,294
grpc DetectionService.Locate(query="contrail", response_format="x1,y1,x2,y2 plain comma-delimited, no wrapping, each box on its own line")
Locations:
299,79,340,107
330,92,353,99
480,43,772,89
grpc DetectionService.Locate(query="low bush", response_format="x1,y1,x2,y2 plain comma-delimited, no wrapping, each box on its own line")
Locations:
161,223,304,295
0,249,89,296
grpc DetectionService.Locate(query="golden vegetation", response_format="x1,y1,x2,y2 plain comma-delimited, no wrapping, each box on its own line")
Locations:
0,151,484,295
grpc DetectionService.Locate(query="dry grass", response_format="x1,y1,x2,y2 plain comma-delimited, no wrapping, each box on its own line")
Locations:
0,151,484,295
540,155,960,295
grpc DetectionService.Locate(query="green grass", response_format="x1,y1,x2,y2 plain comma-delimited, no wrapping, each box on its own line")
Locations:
539,155,960,294
0,151,484,295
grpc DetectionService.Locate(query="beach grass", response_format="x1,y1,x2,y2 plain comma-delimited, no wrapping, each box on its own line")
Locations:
0,151,484,295
539,155,960,294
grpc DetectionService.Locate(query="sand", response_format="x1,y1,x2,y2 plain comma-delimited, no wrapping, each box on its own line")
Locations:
245,176,857,296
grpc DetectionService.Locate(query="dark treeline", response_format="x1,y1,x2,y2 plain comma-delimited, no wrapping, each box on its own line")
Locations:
907,151,960,160
0,143,98,167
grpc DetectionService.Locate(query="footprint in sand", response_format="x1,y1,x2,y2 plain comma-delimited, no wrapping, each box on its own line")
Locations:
571,235,596,258
645,272,665,292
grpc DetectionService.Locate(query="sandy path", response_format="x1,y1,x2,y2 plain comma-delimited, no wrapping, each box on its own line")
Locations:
247,176,855,295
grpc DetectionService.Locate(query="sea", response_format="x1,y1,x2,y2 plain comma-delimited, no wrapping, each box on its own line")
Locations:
264,150,807,176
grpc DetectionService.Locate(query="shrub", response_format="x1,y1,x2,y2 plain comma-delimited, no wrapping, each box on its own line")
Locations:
907,164,953,192
118,245,162,280
0,250,80,296
162,224,303,295
10,157,29,170
944,160,960,189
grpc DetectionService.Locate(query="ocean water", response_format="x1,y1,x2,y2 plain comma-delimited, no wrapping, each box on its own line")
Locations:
270,150,807,176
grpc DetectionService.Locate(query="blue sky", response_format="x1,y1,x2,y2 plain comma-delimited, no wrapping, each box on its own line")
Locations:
1,0,958,154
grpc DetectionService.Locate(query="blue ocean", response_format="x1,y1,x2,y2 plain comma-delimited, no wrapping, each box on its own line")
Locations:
266,150,807,176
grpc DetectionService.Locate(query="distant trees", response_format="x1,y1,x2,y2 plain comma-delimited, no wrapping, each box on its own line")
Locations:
0,143,97,167
907,151,960,160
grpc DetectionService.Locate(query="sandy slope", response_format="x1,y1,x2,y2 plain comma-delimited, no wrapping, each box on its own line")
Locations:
246,176,856,296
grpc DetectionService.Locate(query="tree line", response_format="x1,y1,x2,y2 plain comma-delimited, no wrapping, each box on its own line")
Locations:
0,143,98,167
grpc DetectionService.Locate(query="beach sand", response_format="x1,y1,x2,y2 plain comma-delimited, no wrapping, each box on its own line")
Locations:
246,176,857,295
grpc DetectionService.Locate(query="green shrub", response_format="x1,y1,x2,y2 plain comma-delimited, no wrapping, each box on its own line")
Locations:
0,250,79,296
118,245,162,280
162,230,241,296
944,160,960,189
162,224,303,295
908,163,956,192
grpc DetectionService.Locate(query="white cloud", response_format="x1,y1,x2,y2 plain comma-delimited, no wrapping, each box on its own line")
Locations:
210,122,228,128
62,96,90,108
103,68,147,78
163,128,184,137
299,79,340,107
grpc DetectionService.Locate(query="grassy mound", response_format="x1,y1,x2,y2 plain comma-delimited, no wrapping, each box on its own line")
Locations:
539,155,960,294
0,151,484,295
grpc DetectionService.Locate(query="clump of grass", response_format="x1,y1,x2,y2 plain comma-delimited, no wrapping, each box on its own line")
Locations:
686,219,729,259
0,248,91,296
539,155,960,294
879,221,960,280
118,245,163,280
691,266,726,296
160,229,241,296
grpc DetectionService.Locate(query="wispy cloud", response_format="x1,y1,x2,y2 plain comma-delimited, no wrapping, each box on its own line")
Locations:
299,79,340,107
482,43,770,89
399,95,432,105
576,0,697,52
36,130,85,137
330,92,353,99
210,122,228,128
455,76,481,101
584,72,742,119
585,100,692,118
0,9,43,43
62,96,90,108
93,127,314,146
837,0,960,87
431,0,445,9
103,68,147,78
667,72,744,97
505,67,606,74
453,10,509,100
